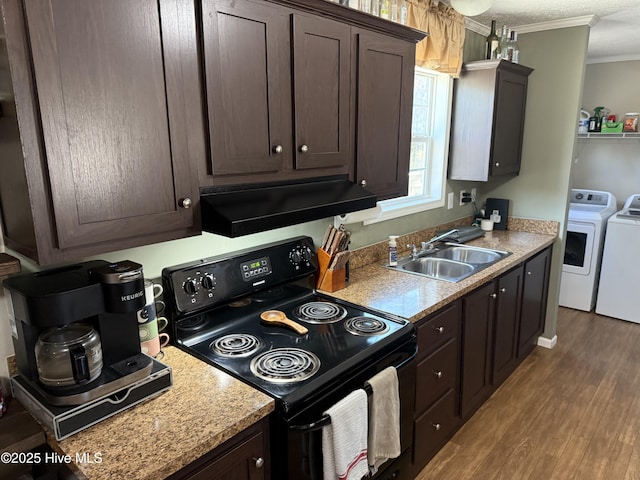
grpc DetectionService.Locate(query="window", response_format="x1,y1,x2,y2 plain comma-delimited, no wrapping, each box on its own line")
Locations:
365,67,453,224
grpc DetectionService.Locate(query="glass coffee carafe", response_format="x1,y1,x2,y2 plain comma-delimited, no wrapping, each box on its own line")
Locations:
35,324,103,387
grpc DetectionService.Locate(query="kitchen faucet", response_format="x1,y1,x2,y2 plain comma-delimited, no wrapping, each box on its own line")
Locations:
407,229,459,259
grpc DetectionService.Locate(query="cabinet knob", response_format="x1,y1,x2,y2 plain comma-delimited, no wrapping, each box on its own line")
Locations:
434,326,444,334
495,162,500,167
253,457,264,469
360,179,367,187
433,370,443,379
179,198,192,209
527,271,532,276
432,423,441,431
500,287,507,293
272,145,283,154
490,293,497,299
299,144,309,153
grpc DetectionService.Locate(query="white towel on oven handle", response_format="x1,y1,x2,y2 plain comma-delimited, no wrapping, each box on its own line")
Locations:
322,389,369,480
366,366,401,472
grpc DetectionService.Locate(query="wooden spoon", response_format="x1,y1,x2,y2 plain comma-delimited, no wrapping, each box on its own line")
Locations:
260,310,308,335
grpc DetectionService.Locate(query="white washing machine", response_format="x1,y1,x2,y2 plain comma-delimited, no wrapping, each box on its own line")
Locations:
559,189,617,311
596,194,640,322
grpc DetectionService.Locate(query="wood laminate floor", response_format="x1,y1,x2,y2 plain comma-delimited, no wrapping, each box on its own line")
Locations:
416,307,640,480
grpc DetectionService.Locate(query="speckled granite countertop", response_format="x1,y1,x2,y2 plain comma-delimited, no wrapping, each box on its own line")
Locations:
49,346,274,480
325,230,556,323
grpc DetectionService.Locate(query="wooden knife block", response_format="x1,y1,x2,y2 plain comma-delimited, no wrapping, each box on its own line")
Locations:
316,248,346,292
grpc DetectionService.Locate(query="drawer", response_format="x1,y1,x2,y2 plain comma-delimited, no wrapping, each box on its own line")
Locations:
415,338,457,412
413,388,459,470
417,301,460,359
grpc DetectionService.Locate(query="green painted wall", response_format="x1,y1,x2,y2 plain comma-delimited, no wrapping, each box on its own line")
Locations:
483,26,590,340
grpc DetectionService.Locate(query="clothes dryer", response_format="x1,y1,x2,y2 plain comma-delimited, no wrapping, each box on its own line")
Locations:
559,189,617,311
596,194,640,322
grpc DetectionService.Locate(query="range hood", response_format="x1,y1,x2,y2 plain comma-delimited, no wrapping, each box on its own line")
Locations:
200,175,377,237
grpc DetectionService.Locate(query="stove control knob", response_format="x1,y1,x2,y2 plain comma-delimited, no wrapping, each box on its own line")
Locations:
183,279,198,295
290,250,303,264
201,274,216,290
301,246,312,263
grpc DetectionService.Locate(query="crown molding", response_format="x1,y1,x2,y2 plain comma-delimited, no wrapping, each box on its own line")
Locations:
464,18,489,35
587,53,640,65
465,14,599,36
516,15,599,33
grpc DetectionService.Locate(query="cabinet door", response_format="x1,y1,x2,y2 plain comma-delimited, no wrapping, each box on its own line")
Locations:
492,266,523,386
519,247,551,357
355,30,414,200
181,429,266,480
24,0,200,249
460,282,494,419
490,69,529,176
203,0,292,177
292,15,350,170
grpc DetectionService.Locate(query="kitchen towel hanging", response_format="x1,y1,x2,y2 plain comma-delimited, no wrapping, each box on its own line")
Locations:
322,389,369,480
365,367,401,473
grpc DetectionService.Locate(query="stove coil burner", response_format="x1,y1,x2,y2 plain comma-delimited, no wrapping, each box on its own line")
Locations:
294,302,348,324
210,334,261,358
344,316,389,336
177,315,208,332
250,348,320,384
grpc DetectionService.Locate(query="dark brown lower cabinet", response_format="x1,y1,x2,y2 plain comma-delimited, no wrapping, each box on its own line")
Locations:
492,265,523,386
460,282,494,420
518,247,552,358
167,417,270,480
416,246,553,473
412,302,461,474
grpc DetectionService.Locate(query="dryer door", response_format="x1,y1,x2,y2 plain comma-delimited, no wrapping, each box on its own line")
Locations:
563,221,595,275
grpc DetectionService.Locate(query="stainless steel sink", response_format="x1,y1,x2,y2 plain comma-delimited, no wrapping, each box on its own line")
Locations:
400,257,474,282
432,245,504,264
385,243,510,282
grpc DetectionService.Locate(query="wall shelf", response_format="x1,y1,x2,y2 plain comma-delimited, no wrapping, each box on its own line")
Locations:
578,132,640,139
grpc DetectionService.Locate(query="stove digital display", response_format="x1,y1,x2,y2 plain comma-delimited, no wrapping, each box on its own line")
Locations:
240,256,272,281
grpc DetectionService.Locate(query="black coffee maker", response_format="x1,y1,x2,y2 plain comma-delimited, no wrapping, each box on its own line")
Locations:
5,260,156,407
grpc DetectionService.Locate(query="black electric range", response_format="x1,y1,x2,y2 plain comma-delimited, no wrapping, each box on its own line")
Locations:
162,236,417,479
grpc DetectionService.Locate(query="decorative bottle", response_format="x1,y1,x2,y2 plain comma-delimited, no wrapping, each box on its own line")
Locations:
486,20,499,60
498,25,508,59
399,0,408,24
390,0,398,22
505,30,520,63
380,0,390,19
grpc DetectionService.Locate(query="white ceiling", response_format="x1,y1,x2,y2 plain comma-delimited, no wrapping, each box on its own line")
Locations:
454,0,640,63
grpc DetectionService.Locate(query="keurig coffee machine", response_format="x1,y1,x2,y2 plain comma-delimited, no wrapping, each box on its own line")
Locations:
3,260,172,439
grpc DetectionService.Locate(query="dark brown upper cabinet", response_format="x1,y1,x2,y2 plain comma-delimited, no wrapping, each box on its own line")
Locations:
202,0,351,186
354,29,415,200
0,0,204,265
448,60,533,182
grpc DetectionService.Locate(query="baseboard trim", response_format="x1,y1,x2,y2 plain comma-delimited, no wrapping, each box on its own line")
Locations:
537,335,558,349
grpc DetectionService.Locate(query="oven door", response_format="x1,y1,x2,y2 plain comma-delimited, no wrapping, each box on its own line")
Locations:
563,221,595,276
277,337,417,480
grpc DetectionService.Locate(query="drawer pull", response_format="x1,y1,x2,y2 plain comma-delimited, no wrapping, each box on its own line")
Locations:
253,457,264,469
432,423,441,431
490,293,497,299
433,370,443,379
434,326,444,334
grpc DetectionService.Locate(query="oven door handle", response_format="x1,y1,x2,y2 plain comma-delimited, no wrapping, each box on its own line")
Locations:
288,346,417,432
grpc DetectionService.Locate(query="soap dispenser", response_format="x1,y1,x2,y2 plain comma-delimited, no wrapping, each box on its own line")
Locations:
388,236,399,267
